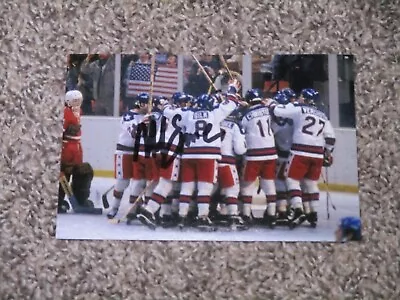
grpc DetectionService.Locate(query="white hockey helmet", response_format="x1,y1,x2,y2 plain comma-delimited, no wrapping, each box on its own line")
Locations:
65,90,83,107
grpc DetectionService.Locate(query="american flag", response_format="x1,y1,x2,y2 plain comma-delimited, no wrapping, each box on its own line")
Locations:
126,62,178,98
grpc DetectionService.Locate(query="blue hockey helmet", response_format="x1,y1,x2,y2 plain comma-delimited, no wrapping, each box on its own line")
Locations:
337,216,362,242
300,88,320,105
280,88,297,100
245,88,263,104
196,94,215,111
136,92,150,104
171,92,188,106
273,91,290,105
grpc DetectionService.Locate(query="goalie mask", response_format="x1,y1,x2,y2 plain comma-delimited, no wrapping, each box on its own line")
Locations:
65,90,83,108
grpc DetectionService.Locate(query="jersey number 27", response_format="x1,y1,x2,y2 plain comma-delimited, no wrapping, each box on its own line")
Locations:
302,116,325,136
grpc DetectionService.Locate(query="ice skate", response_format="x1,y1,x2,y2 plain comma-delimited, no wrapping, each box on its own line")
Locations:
196,216,217,232
288,208,306,229
107,207,119,219
137,208,157,230
229,215,248,231
276,211,289,226
306,211,318,228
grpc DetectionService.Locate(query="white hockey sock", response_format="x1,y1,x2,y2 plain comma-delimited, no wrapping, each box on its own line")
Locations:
310,200,319,212
198,203,210,217
267,202,276,216
179,203,189,217
111,198,121,209
219,203,228,215
243,203,252,217
146,199,160,214
228,204,238,216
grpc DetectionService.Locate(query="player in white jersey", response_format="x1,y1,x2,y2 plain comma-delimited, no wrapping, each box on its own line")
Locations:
106,95,148,219
271,88,336,228
215,109,247,229
178,80,242,231
124,93,161,222
137,93,190,229
240,88,278,228
270,90,296,224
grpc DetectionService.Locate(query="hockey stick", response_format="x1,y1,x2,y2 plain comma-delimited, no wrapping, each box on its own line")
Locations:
219,55,234,80
101,185,114,209
148,53,156,114
108,182,153,224
321,168,336,220
191,54,218,92
59,175,103,215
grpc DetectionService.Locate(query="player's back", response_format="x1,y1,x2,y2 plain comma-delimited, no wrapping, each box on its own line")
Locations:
181,108,223,159
272,115,294,156
241,104,277,161
291,104,331,157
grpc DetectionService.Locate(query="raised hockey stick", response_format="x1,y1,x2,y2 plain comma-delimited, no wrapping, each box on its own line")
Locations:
191,54,218,92
101,185,114,209
59,175,103,215
148,53,156,114
219,54,234,80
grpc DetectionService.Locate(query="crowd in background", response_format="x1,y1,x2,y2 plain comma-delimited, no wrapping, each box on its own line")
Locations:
65,53,354,126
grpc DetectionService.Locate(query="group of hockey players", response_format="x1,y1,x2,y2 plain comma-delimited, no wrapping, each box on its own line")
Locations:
104,77,336,232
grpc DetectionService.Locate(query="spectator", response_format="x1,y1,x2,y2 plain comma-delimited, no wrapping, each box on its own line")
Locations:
183,55,221,97
80,47,115,116
66,55,80,92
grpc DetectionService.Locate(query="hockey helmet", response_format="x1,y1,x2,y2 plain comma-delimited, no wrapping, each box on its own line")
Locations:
65,90,83,108
337,216,362,242
244,88,263,104
196,94,216,111
300,88,320,105
273,91,290,105
280,88,297,101
171,92,188,106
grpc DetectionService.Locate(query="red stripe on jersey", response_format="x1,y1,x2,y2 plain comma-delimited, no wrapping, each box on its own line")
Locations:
218,155,236,164
291,144,324,154
184,147,221,155
246,147,277,157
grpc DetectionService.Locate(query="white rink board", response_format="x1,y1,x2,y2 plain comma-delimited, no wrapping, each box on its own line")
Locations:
56,177,360,242
80,117,359,187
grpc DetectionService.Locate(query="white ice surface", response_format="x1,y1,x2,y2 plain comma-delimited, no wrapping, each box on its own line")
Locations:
56,177,360,242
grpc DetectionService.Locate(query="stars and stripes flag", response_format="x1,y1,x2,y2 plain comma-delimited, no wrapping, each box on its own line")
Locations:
126,62,178,98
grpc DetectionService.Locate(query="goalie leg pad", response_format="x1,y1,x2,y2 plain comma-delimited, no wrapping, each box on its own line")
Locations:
71,162,94,206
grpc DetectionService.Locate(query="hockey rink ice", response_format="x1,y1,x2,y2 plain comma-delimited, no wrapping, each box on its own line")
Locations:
56,177,360,242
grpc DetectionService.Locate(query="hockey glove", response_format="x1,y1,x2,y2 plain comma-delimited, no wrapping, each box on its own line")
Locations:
323,149,333,167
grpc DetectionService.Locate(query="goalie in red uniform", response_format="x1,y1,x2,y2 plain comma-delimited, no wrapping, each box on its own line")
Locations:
58,90,95,213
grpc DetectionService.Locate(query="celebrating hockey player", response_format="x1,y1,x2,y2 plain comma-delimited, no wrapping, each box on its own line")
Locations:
271,88,336,228
216,109,247,229
270,90,294,224
106,93,149,219
136,93,187,229
176,80,242,231
240,88,278,228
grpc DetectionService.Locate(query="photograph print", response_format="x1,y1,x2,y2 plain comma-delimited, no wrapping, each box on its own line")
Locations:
56,51,361,242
